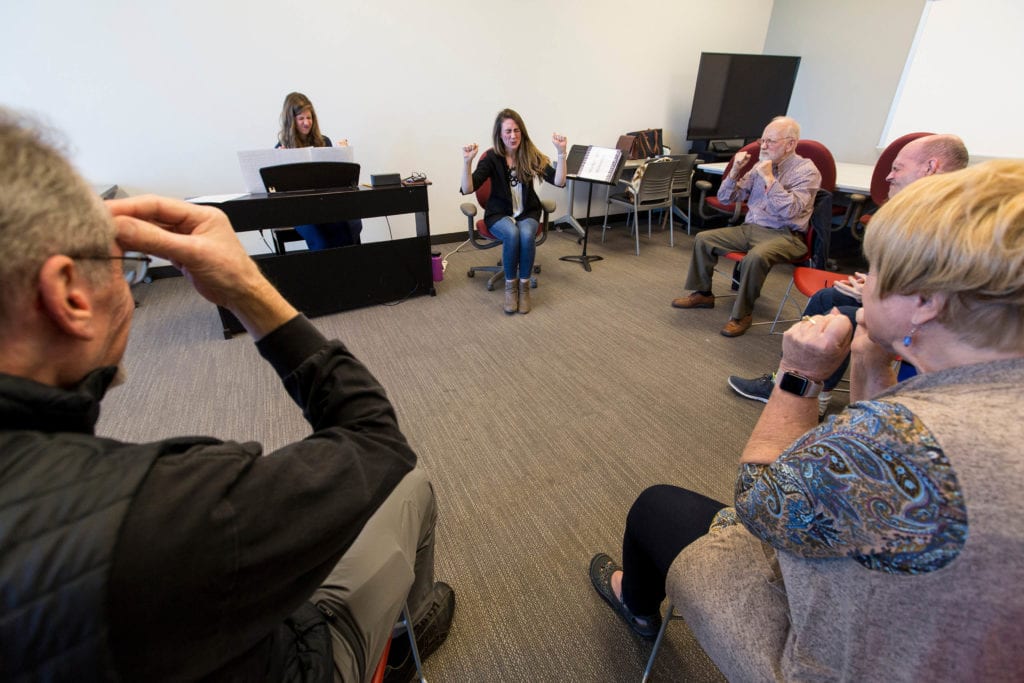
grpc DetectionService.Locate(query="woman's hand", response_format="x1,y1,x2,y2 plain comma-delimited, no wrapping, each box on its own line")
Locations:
849,308,899,402
552,133,567,156
832,272,866,302
779,310,853,382
337,138,349,147
462,143,479,162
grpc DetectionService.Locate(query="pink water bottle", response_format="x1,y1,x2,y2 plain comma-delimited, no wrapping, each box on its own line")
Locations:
431,252,443,282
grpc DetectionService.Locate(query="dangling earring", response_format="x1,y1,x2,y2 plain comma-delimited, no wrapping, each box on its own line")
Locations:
902,325,918,348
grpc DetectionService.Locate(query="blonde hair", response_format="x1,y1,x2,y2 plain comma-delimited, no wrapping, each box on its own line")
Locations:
863,160,1024,351
491,108,550,183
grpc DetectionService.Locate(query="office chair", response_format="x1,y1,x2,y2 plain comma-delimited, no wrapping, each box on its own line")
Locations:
371,602,427,683
695,139,837,229
767,265,850,334
715,139,837,286
601,158,680,254
460,176,552,291
715,189,833,325
694,141,760,223
842,131,933,241
667,153,699,234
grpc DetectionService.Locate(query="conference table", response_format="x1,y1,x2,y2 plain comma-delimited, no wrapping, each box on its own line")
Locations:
200,183,434,338
697,161,874,194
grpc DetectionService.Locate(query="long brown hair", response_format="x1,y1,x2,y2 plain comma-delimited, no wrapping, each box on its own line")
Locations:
278,92,327,148
491,108,550,183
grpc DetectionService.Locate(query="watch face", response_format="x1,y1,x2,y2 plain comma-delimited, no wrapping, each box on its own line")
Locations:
779,372,810,396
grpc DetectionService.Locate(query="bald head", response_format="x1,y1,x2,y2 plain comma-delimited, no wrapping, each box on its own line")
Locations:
885,134,969,198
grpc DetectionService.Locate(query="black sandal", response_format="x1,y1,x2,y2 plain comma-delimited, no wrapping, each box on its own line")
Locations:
589,553,662,639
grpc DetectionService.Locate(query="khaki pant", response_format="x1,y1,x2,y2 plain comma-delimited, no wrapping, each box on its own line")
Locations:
684,223,806,320
311,468,437,683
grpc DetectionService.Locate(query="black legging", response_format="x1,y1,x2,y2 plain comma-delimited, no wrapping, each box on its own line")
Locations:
620,485,727,616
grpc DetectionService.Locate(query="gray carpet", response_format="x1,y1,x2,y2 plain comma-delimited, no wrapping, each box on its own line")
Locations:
98,220,845,682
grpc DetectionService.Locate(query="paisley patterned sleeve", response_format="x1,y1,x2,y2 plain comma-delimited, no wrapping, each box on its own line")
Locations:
734,400,968,574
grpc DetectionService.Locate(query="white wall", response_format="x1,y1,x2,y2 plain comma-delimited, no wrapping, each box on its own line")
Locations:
882,0,1024,159
1,0,774,252
763,0,926,165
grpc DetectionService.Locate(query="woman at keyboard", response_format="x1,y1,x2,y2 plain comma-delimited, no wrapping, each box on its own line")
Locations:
276,91,361,250
461,108,567,314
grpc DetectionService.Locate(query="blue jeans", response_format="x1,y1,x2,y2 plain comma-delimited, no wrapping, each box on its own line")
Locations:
488,216,538,280
803,288,860,391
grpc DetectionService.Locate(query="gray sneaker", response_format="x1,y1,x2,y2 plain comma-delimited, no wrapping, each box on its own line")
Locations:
728,373,774,403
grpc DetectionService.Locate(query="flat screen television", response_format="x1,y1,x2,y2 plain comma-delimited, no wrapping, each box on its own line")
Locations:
686,52,801,142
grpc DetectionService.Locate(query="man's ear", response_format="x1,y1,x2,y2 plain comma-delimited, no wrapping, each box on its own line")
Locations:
37,255,96,340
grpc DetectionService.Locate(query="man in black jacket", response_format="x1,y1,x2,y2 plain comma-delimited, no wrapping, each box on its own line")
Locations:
0,111,453,681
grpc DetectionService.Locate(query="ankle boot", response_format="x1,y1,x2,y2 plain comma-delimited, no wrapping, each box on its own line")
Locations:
518,279,531,314
503,279,518,314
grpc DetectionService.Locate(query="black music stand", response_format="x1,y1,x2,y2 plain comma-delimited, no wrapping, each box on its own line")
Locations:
559,146,627,272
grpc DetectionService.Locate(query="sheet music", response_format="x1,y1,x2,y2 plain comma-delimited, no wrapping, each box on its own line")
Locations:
237,146,355,194
577,146,623,184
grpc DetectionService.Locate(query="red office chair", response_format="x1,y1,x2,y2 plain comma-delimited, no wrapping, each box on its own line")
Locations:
695,141,760,223
697,139,837,228
719,140,837,292
459,174,551,291
767,266,850,334
843,131,933,241
715,188,833,329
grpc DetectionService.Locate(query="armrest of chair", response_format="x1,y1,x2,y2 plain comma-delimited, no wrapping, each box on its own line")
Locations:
695,179,714,220
460,202,478,218
535,199,555,247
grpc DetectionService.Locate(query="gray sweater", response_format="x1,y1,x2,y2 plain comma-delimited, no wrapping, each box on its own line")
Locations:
669,357,1024,682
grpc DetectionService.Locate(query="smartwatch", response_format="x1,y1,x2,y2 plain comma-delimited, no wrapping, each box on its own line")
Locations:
777,371,824,398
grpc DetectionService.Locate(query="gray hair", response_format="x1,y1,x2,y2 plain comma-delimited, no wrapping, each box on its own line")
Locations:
0,109,114,321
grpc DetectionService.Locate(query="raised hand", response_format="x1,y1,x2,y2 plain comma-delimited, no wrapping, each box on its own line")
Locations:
780,311,854,382
107,196,296,338
753,159,775,185
551,133,567,155
462,143,479,162
730,150,751,178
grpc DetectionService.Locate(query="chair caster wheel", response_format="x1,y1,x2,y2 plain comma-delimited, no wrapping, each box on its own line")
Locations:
534,265,541,274
467,269,475,277
486,282,495,291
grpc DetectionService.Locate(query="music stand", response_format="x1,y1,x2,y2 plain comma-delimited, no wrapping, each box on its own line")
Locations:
558,146,627,272
552,144,588,238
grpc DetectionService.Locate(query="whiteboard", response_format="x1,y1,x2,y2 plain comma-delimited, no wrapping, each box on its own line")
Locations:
881,0,1024,159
